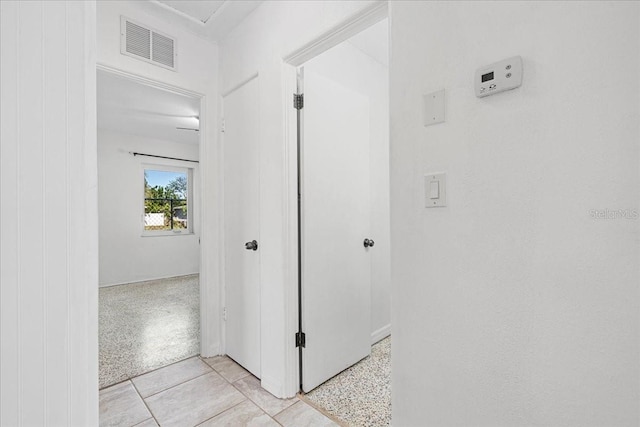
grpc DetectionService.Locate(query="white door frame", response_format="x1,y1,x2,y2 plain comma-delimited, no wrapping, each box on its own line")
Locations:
280,1,388,396
95,63,219,357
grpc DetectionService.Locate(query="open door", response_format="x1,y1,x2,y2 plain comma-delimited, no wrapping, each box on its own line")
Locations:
300,69,372,392
223,76,261,378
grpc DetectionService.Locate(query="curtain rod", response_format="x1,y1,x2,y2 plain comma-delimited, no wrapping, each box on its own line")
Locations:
131,152,199,163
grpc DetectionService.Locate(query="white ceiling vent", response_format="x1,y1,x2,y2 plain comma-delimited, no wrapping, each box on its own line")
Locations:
121,16,176,71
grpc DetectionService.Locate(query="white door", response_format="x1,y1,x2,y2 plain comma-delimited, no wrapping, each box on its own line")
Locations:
223,77,261,378
301,69,372,392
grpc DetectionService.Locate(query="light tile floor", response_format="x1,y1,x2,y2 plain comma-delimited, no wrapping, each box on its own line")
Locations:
99,356,342,427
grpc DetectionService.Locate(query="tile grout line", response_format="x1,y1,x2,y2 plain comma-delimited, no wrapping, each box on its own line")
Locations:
130,417,156,427
138,369,214,400
100,354,203,390
99,353,203,391
211,360,284,425
191,399,248,426
191,359,257,427
142,355,251,425
228,376,291,426
201,356,287,426
130,380,161,427
156,357,254,427
200,355,252,384
130,361,248,427
297,393,349,427
270,398,304,420
270,399,344,426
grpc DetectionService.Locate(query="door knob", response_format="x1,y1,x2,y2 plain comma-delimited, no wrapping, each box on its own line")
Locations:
363,238,375,248
245,240,258,251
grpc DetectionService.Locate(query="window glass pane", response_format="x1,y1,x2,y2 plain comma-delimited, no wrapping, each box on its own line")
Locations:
144,169,188,231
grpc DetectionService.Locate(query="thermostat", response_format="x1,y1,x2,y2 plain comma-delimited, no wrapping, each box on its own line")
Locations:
475,56,523,98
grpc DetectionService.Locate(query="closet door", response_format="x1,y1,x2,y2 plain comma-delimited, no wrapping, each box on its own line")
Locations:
223,76,261,377
301,70,372,392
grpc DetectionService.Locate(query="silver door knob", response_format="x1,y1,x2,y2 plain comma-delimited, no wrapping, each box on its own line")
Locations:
363,238,375,248
245,240,258,251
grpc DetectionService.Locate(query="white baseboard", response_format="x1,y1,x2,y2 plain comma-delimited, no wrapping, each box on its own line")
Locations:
261,374,289,399
99,272,199,288
200,342,220,359
371,324,391,345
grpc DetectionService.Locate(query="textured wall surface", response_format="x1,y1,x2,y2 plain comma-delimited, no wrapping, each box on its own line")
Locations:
389,2,639,426
0,1,98,424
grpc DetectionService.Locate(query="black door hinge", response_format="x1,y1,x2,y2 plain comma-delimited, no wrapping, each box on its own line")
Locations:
295,332,306,348
293,93,304,110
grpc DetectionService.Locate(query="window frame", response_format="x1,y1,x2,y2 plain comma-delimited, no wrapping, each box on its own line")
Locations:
141,163,194,237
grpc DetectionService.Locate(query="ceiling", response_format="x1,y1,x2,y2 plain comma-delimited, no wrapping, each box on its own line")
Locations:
139,0,263,41
97,70,200,145
156,1,226,23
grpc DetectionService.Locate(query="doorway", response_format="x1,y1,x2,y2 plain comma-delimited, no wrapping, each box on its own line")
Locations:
96,68,204,388
293,14,391,403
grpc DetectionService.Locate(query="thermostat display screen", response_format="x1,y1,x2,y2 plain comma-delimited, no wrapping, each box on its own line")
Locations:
481,71,494,82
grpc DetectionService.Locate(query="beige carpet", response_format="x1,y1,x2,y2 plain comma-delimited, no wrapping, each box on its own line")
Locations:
305,336,391,427
99,275,200,389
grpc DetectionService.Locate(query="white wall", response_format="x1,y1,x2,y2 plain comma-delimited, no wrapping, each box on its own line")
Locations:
1,1,98,425
389,2,639,426
219,0,381,397
98,130,200,286
97,1,221,356
304,39,390,341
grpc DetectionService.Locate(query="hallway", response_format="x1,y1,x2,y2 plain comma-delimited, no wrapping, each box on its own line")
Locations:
1,2,638,426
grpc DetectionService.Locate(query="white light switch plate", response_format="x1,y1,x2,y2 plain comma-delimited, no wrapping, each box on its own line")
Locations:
425,173,446,208
422,89,445,127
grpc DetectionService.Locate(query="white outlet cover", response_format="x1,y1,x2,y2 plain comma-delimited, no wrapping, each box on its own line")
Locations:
422,89,445,127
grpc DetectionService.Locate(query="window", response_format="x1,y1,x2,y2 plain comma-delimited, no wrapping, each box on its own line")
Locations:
143,166,192,234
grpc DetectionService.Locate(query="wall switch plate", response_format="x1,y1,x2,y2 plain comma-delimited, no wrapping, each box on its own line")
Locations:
425,173,446,207
422,89,445,126
475,56,523,98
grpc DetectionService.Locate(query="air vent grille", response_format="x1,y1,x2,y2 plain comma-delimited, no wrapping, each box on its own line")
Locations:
152,32,174,68
125,21,151,59
121,17,176,71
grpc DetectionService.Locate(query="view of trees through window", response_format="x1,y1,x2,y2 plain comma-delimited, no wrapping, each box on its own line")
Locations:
144,169,189,231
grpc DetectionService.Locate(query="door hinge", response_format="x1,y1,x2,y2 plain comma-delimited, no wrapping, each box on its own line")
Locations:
295,332,306,348
221,118,225,133
293,93,304,110
223,307,227,321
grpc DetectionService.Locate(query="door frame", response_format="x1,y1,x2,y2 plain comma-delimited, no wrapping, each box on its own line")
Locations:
95,63,219,357
281,1,388,396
